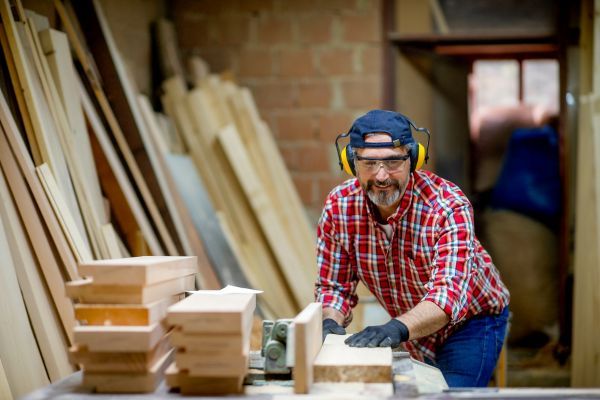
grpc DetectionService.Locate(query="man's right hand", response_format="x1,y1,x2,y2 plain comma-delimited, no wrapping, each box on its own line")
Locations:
322,318,346,342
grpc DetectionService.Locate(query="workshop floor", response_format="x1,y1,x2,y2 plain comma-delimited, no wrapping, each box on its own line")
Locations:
505,343,570,387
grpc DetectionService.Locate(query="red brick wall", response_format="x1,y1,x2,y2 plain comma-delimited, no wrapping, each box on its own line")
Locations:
172,0,384,220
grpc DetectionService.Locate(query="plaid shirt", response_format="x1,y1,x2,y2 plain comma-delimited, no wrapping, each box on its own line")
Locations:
315,170,510,361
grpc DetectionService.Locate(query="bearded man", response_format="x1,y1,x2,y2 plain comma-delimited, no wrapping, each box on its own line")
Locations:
315,110,510,387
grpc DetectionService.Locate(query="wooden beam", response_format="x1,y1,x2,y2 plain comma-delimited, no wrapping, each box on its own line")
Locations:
293,302,322,394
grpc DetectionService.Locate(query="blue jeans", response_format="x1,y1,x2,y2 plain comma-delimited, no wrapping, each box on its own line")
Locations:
425,307,509,387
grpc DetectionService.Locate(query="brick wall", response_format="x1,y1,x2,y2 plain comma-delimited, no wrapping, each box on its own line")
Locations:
172,0,384,221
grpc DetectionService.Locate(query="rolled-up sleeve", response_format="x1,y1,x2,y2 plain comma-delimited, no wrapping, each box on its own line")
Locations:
421,203,475,325
314,199,358,325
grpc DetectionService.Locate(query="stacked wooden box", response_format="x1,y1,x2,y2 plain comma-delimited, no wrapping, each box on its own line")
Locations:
66,256,197,393
165,291,256,395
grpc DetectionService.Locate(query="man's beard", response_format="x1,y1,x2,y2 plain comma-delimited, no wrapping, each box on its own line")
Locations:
363,178,402,207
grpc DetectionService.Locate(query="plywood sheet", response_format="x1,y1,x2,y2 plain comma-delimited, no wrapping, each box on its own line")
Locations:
73,323,167,352
66,274,195,304
313,334,392,383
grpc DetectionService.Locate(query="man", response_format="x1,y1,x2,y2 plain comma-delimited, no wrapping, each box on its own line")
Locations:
315,110,510,387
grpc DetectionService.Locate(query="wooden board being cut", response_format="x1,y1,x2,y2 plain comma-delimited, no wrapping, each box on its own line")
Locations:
66,274,195,304
74,296,177,326
82,348,173,393
167,292,256,334
293,302,322,394
78,256,197,285
69,331,171,372
313,334,392,383
73,323,167,352
165,362,244,395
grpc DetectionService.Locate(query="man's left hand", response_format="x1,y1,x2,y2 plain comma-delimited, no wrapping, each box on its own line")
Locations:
344,319,409,348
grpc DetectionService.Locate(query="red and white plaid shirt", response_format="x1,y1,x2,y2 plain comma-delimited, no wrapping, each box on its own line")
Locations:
315,170,510,361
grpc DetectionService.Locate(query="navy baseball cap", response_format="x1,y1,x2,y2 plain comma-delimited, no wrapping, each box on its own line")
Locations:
349,110,415,148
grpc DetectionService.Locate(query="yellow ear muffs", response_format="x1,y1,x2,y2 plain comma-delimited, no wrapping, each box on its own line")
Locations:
414,142,426,171
340,145,356,176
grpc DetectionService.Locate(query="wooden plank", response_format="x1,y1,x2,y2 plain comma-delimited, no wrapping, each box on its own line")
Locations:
79,75,163,255
0,358,12,400
137,95,220,289
170,330,249,354
218,123,314,307
0,160,73,381
0,190,49,397
73,323,167,352
313,334,392,383
0,97,77,342
0,18,79,282
82,348,173,393
175,351,248,377
68,0,181,256
36,163,93,262
2,4,89,258
66,274,195,304
293,302,322,394
74,297,177,326
69,332,171,372
78,256,197,285
167,292,256,334
165,362,244,394
182,86,298,316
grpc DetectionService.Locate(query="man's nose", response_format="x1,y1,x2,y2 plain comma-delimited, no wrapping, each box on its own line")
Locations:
374,163,390,180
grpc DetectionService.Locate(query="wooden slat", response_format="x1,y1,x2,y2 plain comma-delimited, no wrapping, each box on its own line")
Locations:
293,302,322,394
167,292,256,334
67,0,180,256
313,334,392,383
36,163,93,262
0,95,77,342
0,9,79,281
218,123,314,306
73,323,167,352
78,256,197,286
66,274,195,304
74,296,177,326
165,362,244,395
170,330,248,354
82,348,173,393
137,95,220,289
0,160,73,381
79,75,162,255
0,188,49,397
175,352,248,377
69,331,171,372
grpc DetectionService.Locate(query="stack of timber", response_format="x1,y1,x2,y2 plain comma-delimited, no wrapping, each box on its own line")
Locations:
67,256,196,393
165,291,256,395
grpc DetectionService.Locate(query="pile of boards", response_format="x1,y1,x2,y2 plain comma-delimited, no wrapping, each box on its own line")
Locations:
165,291,256,395
67,256,196,393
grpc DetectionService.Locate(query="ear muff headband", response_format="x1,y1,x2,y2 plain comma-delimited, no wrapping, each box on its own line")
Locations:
335,122,430,176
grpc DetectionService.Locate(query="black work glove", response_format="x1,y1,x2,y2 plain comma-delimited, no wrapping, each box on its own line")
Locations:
344,319,409,348
322,318,346,342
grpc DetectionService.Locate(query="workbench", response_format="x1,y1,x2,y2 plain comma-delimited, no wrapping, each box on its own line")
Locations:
23,370,600,399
